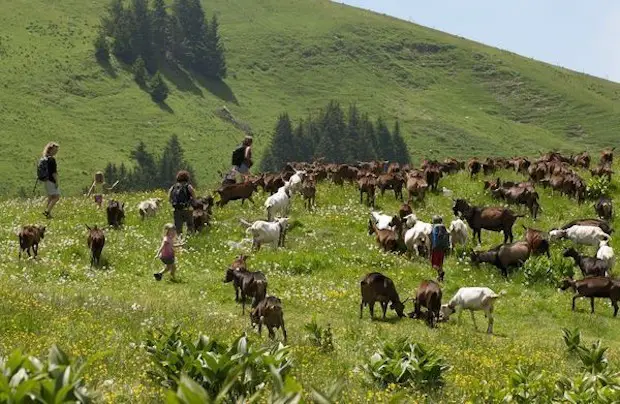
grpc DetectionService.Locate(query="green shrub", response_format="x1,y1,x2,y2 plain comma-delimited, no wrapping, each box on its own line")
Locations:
587,176,611,200
360,338,449,389
133,56,148,87
149,71,169,103
94,31,109,62
522,253,574,286
145,326,293,402
304,319,334,352
0,345,93,403
562,328,581,353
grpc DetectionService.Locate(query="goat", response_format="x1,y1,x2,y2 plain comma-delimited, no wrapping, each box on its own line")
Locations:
137,198,162,220
453,199,523,244
216,179,260,207
359,272,407,319
595,197,613,221
406,172,428,203
226,255,248,302
368,216,403,252
471,242,530,276
86,225,105,267
287,170,306,194
398,203,413,220
468,158,481,177
265,184,291,221
369,211,397,231
561,219,612,235
596,240,615,271
301,176,316,210
523,226,550,257
106,200,125,228
403,218,432,258
192,196,214,233
250,296,287,342
440,287,504,334
563,248,609,278
357,174,376,207
18,225,46,259
244,218,288,251
448,218,468,249
223,269,267,314
377,173,404,200
413,280,442,327
549,225,610,246
560,277,620,316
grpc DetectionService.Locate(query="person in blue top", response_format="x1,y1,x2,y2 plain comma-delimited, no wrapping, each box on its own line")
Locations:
430,215,450,281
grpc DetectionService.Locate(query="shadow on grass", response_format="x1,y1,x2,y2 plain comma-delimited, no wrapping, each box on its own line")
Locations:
96,57,117,78
156,101,174,114
194,74,239,105
160,62,203,97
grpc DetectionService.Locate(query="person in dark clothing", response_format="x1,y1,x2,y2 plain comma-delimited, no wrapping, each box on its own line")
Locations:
430,215,449,281
233,136,253,174
41,142,60,218
168,170,197,235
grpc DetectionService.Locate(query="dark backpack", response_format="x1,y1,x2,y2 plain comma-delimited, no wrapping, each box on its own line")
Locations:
37,157,49,181
170,183,192,209
432,224,450,250
231,145,245,166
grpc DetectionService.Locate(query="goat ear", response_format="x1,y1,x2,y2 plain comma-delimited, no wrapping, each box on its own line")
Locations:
85,224,91,231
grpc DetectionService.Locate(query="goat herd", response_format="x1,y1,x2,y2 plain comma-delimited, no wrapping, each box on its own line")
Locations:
15,147,617,340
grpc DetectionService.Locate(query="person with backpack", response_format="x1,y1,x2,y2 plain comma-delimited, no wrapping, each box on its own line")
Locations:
168,170,197,235
231,136,253,175
38,142,61,219
430,215,449,281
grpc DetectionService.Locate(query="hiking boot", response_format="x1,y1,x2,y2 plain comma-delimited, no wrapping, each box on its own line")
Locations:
153,273,163,281
43,211,52,219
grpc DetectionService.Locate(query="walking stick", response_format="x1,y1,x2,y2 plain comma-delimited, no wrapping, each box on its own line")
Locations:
31,178,38,196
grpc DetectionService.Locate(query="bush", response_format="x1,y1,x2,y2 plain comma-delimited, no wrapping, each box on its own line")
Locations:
0,345,93,403
587,176,611,200
360,338,449,389
133,56,148,86
522,252,574,286
304,319,334,352
145,326,293,402
94,31,110,62
562,328,581,353
149,71,169,103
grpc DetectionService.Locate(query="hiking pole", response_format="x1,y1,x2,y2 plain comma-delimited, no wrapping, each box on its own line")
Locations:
31,178,38,196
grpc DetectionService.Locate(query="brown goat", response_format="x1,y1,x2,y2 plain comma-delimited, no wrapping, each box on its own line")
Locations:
301,176,317,210
406,171,428,203
359,272,407,319
522,226,550,257
600,148,614,166
216,180,259,207
414,280,442,327
492,186,540,218
368,216,403,252
18,225,46,259
453,199,523,244
225,255,248,302
398,203,413,220
358,174,377,207
595,197,613,221
468,158,481,177
376,173,405,200
560,277,620,316
251,296,287,342
563,249,609,278
106,200,125,228
424,164,442,192
262,173,285,195
86,225,105,267
224,268,267,314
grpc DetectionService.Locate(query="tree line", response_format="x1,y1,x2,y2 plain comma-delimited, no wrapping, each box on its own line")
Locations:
104,135,195,192
261,101,411,172
94,0,226,101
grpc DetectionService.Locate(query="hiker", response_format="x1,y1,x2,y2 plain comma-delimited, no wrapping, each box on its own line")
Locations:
430,215,450,281
168,170,196,235
86,171,117,209
232,136,253,175
153,223,185,281
38,142,60,219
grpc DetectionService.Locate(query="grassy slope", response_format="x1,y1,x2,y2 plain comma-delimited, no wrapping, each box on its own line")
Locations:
0,164,618,402
1,0,620,195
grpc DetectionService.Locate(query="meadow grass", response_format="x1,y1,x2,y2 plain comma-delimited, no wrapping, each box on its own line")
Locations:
0,165,618,402
1,0,620,196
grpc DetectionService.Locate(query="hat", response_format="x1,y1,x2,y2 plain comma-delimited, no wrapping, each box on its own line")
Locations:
432,215,443,224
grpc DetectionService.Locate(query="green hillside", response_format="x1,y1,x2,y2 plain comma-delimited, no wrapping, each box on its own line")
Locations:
1,0,619,195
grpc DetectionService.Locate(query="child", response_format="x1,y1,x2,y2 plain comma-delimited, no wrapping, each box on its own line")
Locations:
86,171,117,209
153,224,184,281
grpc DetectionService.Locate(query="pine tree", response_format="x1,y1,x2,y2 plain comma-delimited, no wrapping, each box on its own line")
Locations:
361,113,378,160
133,56,148,86
172,0,208,69
204,14,227,79
159,135,195,188
111,8,136,63
375,117,394,161
130,141,158,190
131,0,155,71
391,120,411,164
319,101,346,163
150,0,169,58
101,0,125,37
94,31,110,62
269,113,295,170
149,71,169,102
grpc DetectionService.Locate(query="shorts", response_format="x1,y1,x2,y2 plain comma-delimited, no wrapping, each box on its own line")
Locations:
44,181,60,196
160,256,175,265
94,195,103,204
235,164,250,174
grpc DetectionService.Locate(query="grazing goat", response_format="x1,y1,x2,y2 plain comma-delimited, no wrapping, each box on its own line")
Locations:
403,218,432,258
251,296,287,342
560,277,620,316
440,287,503,334
406,172,428,203
563,248,609,278
106,200,125,228
549,225,610,246
18,225,46,259
368,216,403,252
398,203,413,220
192,196,214,233
453,199,523,244
357,174,376,207
137,198,162,220
369,211,397,231
226,255,248,302
377,173,404,200
448,218,468,249
265,184,291,221
216,180,259,207
471,242,530,276
595,197,613,221
359,272,407,319
244,218,289,250
301,176,316,210
561,219,612,235
414,280,442,327
523,226,550,257
86,225,105,267
596,240,615,271
223,269,267,314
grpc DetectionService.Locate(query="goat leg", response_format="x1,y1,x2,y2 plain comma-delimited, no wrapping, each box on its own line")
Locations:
612,299,619,317
590,297,595,314
369,301,375,319
359,301,364,319
381,301,388,319
281,316,287,342
572,294,579,311
470,310,478,330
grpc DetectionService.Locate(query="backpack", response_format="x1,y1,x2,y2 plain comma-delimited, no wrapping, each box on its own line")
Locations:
231,145,245,166
432,224,450,250
170,183,192,209
37,157,49,181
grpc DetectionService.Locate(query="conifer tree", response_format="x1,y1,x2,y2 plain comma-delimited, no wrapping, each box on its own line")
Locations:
391,120,410,164
130,141,158,190
150,0,169,57
204,14,227,79
375,117,394,161
132,0,155,70
149,71,169,102
111,7,136,63
101,0,125,37
159,135,195,187
269,113,295,169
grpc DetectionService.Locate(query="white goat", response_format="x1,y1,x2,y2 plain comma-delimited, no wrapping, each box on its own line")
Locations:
265,185,291,221
597,240,616,270
549,225,611,246
370,211,396,231
448,218,468,249
287,170,307,195
245,218,289,250
403,218,432,258
137,198,162,219
440,287,504,334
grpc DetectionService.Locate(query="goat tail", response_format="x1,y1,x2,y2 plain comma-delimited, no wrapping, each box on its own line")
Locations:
491,290,507,300
239,219,253,228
